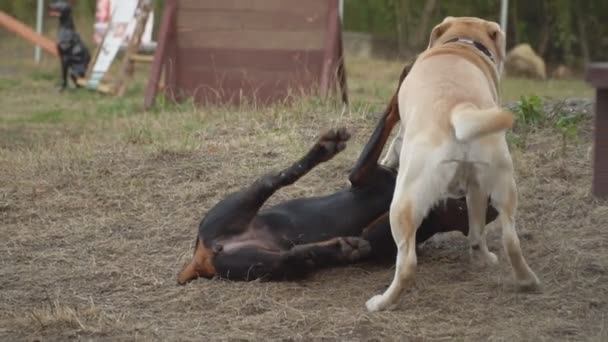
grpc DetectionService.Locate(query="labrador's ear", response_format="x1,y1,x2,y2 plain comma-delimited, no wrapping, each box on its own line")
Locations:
485,21,506,61
485,21,506,74
427,18,454,49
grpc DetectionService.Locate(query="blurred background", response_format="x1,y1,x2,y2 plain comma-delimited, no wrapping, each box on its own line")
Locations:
343,0,608,70
2,0,607,74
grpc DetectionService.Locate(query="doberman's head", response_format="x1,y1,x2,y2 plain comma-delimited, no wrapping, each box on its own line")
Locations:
177,188,261,284
49,1,71,17
177,236,217,285
49,1,74,27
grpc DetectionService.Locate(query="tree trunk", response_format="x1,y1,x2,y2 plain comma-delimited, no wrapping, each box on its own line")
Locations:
508,0,519,48
574,2,590,63
537,16,551,56
394,0,410,57
412,0,437,49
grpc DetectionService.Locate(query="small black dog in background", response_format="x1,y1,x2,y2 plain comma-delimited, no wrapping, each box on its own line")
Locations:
49,1,91,91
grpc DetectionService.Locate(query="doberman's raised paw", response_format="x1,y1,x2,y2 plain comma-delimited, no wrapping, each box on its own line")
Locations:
316,127,351,162
337,237,372,261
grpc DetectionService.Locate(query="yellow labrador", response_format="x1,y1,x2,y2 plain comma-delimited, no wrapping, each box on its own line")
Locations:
367,17,540,312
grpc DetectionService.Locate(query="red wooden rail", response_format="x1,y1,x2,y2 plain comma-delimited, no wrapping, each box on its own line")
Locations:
0,11,59,57
144,0,347,109
586,63,608,198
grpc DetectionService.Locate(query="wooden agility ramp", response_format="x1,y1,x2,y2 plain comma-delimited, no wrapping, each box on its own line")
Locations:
145,0,347,109
80,0,155,95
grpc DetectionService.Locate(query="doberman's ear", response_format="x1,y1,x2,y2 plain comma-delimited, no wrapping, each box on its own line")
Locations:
427,17,454,50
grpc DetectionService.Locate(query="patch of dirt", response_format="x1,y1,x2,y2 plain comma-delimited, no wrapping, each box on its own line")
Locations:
1,99,607,341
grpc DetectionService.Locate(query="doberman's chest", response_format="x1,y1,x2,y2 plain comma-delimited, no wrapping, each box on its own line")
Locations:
212,226,285,253
258,187,394,245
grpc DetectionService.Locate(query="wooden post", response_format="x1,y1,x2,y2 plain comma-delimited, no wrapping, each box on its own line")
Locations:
320,0,339,98
144,0,176,109
336,21,348,105
585,63,608,198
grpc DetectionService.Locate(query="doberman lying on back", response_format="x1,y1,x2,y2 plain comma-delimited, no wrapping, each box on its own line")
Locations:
49,1,91,91
177,65,499,283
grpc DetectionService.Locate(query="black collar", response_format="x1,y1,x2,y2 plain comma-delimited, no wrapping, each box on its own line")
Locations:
444,37,494,63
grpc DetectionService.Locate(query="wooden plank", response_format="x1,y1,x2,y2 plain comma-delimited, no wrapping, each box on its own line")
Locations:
320,0,339,96
586,63,608,198
175,48,324,74
144,0,176,109
178,0,327,15
336,25,349,105
593,88,608,198
586,63,608,88
76,78,114,94
0,11,58,57
176,9,326,32
177,29,326,51
130,54,154,63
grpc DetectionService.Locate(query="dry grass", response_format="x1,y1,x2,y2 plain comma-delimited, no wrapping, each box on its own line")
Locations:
0,44,606,340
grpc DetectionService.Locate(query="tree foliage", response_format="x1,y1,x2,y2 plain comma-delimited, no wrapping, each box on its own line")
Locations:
2,0,606,66
343,0,608,66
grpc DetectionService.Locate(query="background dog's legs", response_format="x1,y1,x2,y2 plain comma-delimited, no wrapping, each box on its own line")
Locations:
467,187,498,266
71,74,81,88
59,54,68,90
492,177,540,289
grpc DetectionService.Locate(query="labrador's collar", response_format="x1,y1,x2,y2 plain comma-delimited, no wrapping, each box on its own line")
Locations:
444,37,495,64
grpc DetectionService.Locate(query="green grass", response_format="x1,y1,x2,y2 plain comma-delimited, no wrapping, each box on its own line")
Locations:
500,77,593,102
0,50,593,129
29,109,65,123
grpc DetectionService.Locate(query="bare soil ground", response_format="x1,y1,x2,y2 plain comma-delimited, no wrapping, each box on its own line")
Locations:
0,48,606,341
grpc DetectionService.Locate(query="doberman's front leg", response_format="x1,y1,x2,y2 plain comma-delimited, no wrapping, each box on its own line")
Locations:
285,237,372,270
200,128,351,238
254,127,351,200
58,49,68,91
348,63,411,185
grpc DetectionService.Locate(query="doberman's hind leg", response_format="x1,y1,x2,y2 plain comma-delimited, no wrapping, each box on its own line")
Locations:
286,237,372,268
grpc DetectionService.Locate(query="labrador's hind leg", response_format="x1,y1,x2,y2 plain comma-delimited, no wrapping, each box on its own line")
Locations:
492,177,540,289
365,172,441,312
467,187,498,267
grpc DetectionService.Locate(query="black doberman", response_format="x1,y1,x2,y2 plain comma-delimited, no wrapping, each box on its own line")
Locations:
49,1,91,91
177,65,499,283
